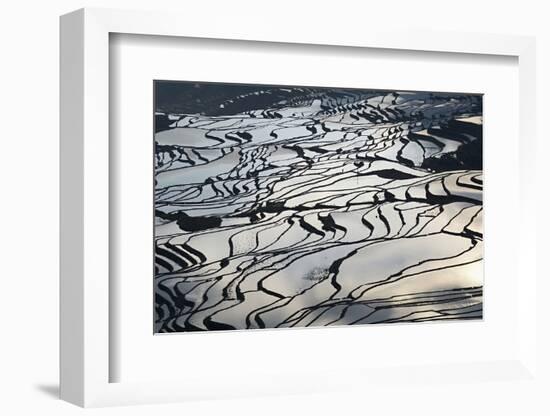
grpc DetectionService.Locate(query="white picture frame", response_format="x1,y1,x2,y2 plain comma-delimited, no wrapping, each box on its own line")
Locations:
60,7,540,408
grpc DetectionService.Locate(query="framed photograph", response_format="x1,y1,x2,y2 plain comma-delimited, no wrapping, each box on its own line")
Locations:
60,8,540,408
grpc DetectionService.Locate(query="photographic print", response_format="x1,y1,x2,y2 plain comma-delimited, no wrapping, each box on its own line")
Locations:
154,81,483,333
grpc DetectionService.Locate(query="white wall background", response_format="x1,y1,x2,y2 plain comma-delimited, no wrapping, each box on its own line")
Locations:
0,1,548,415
